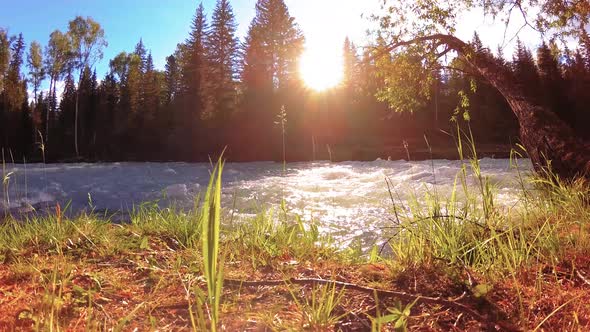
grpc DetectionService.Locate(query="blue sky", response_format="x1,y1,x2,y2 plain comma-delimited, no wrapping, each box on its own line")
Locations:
0,0,236,76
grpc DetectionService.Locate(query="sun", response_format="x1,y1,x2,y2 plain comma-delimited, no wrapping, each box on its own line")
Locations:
299,47,343,91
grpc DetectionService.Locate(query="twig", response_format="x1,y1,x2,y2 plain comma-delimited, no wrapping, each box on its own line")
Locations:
576,270,590,287
454,312,464,327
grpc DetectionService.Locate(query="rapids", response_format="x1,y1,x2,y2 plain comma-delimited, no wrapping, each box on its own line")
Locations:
1,158,533,246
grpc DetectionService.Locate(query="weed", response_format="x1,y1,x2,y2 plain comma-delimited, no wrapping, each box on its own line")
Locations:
289,282,347,330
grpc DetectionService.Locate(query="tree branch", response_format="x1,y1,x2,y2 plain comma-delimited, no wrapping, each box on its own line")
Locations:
361,34,470,65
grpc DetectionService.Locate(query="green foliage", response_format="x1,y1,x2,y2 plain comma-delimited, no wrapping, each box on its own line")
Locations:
44,29,70,82
67,16,107,70
27,40,45,99
375,46,433,113
371,0,590,124
229,209,333,268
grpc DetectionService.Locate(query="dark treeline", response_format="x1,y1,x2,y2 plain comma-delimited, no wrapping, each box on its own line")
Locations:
1,0,589,162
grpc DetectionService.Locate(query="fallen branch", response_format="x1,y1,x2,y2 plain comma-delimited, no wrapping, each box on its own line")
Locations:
157,277,519,330
225,278,482,318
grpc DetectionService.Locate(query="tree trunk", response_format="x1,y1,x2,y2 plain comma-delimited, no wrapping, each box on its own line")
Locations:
75,90,79,158
461,40,590,181
399,34,590,180
45,77,54,144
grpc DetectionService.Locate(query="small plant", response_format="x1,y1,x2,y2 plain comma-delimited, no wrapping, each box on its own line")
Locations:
276,105,288,174
189,157,225,332
289,282,347,330
32,245,73,331
2,148,14,211
372,299,417,332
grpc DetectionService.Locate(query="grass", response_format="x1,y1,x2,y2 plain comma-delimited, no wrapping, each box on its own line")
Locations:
0,143,590,330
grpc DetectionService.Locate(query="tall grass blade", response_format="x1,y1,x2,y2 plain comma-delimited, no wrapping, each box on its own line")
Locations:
201,156,224,331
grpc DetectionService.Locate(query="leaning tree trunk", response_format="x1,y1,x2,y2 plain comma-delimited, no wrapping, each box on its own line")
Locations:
425,34,590,181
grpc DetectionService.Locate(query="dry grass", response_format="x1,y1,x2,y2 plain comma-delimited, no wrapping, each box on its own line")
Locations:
2,226,589,331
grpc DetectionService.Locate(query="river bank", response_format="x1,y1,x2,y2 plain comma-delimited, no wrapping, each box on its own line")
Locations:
1,161,589,330
1,199,589,331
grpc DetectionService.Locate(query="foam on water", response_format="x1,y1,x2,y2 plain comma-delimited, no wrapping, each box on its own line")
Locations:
1,159,533,245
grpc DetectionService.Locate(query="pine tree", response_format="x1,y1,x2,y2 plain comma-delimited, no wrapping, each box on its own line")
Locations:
109,50,141,141
246,0,304,90
496,45,507,66
342,37,359,95
0,29,13,94
18,87,34,156
238,0,304,159
78,67,99,156
123,54,142,128
537,41,569,124
512,39,540,100
141,53,162,153
5,33,26,110
470,32,489,54
163,52,186,158
0,30,13,151
164,54,180,104
205,0,239,123
144,53,158,115
57,71,77,157
134,38,148,72
241,23,272,114
36,91,49,145
183,2,208,120
96,73,119,158
1,34,31,157
563,49,590,138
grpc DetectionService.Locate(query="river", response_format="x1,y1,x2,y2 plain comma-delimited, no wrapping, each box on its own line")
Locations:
1,158,532,246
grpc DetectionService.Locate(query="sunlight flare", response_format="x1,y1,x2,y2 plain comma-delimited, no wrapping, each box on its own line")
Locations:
299,46,343,91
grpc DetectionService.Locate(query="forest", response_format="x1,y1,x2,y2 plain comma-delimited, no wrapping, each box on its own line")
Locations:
0,0,589,163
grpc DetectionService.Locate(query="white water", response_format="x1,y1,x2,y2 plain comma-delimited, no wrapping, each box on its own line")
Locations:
1,159,532,245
